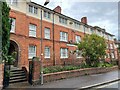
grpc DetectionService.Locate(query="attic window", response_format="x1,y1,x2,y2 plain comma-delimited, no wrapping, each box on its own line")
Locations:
9,0,18,5
29,5,38,14
59,16,67,25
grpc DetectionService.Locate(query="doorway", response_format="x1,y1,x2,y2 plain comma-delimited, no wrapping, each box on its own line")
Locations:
8,40,19,67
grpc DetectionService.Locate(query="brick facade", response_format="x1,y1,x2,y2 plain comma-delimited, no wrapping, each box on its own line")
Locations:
8,1,118,69
9,9,86,68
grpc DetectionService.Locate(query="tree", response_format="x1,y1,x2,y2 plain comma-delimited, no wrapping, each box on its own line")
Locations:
2,1,11,62
77,34,107,67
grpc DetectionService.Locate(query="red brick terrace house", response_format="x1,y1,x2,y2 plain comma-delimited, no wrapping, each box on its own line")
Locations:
6,0,118,69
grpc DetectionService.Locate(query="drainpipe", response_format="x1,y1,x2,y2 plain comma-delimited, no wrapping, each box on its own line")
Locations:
118,43,120,69
52,12,55,66
116,42,119,66
83,25,86,36
40,1,50,85
40,7,44,85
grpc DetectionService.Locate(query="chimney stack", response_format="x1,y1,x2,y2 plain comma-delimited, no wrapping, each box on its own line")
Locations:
53,6,62,13
81,17,87,24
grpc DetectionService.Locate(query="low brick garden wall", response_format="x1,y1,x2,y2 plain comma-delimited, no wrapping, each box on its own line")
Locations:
43,66,118,83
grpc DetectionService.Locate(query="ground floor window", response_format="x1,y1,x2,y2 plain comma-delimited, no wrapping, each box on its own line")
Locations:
111,52,115,59
76,50,82,58
29,45,36,59
44,47,50,58
60,48,68,58
107,53,110,58
75,35,81,43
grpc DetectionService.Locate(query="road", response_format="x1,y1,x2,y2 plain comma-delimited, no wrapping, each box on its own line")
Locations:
94,81,120,90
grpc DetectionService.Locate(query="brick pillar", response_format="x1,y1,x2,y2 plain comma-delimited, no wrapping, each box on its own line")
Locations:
81,17,87,24
29,57,40,85
53,6,61,13
0,64,4,89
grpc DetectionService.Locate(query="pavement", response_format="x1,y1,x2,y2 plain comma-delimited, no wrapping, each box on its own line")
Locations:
6,70,120,89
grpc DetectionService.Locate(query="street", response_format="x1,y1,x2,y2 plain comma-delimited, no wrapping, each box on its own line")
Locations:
97,81,119,88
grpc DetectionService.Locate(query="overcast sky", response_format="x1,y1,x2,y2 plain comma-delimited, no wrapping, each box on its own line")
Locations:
32,0,119,39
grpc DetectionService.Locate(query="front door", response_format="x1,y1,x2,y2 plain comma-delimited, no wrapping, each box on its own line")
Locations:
8,40,19,67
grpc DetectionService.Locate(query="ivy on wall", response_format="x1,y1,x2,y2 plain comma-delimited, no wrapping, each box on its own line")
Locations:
1,0,11,62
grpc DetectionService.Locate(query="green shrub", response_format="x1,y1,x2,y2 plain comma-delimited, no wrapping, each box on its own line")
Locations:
43,61,114,74
80,62,91,68
43,68,51,74
62,66,79,71
43,65,81,74
98,62,113,67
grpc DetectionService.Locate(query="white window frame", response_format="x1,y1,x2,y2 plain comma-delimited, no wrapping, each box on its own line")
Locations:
111,52,115,59
44,47,50,58
59,16,67,25
115,44,118,48
75,35,81,43
102,32,104,37
44,11,51,19
90,28,94,34
60,32,68,42
76,50,82,58
60,48,68,58
105,34,108,39
34,7,38,14
110,44,113,49
44,28,50,39
82,26,86,32
106,43,109,49
29,24,36,37
105,55,107,59
74,22,80,29
10,18,16,33
107,53,110,58
96,30,100,36
9,0,18,5
29,5,38,14
29,45,36,59
29,5,33,13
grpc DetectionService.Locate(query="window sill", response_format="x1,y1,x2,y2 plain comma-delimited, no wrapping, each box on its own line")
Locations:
76,57,83,59
44,58,51,60
9,4,18,7
45,57,50,59
28,12,38,16
44,38,51,40
60,57,68,59
29,36,37,38
59,22,67,25
10,31,15,33
28,58,32,60
60,40,68,43
44,17,52,21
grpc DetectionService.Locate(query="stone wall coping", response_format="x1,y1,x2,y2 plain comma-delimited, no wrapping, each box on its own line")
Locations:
44,66,118,76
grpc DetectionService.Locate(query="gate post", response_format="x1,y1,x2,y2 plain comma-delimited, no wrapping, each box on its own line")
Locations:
0,64,4,89
29,57,40,85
